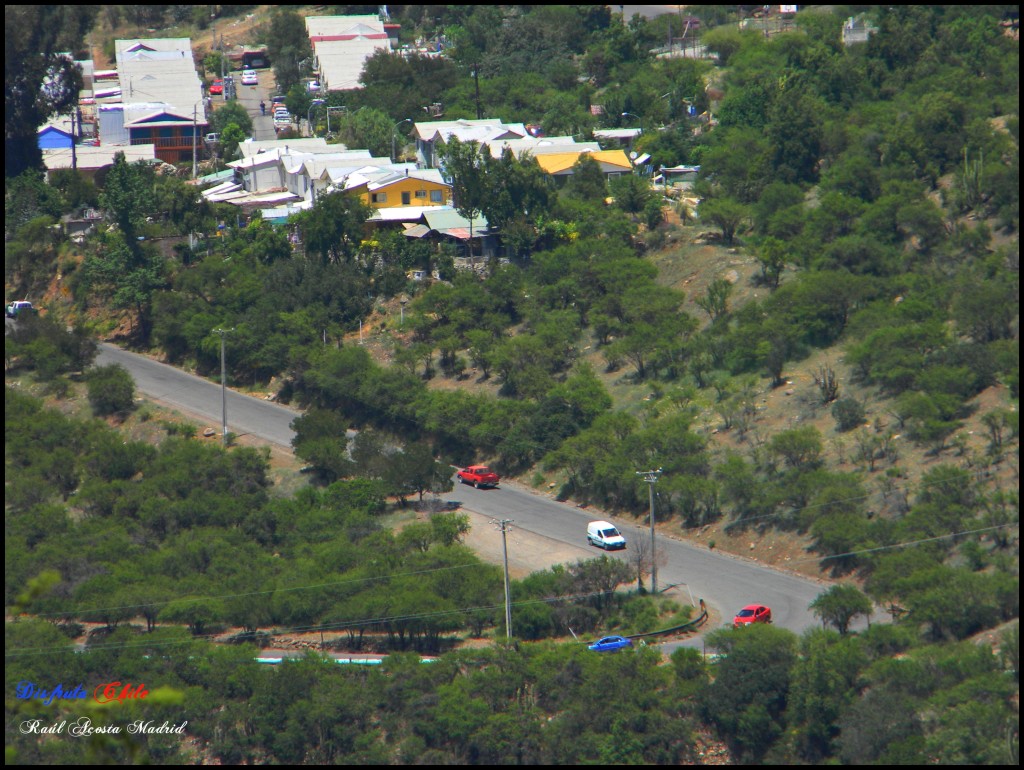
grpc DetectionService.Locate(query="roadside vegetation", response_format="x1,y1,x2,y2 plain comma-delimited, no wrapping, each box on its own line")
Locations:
5,4,1019,765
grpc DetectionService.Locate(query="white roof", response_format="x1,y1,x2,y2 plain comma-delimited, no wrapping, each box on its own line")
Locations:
485,137,601,158
113,38,205,124
43,144,157,171
305,15,386,37
259,200,314,220
314,38,391,92
238,138,331,158
414,119,529,145
367,205,453,223
593,128,643,140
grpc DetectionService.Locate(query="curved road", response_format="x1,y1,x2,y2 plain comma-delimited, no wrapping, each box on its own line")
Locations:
96,343,843,643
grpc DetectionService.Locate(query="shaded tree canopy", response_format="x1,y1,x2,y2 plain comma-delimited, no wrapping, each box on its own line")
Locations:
5,5,96,177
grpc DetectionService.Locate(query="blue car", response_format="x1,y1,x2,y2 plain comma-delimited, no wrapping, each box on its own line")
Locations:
588,635,633,652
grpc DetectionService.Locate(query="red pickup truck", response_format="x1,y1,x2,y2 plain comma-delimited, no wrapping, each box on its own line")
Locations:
457,465,500,489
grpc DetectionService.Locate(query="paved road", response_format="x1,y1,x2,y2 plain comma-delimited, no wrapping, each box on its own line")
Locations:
95,344,844,644
96,343,299,448
443,479,831,647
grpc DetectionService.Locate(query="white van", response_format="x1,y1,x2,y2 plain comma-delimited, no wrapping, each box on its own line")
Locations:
587,520,626,550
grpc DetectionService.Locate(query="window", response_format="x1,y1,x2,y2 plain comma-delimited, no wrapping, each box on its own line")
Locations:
371,192,387,203
401,191,411,205
414,189,427,199
429,190,443,203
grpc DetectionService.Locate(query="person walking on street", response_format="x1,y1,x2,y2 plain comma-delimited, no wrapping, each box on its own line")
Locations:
259,100,266,116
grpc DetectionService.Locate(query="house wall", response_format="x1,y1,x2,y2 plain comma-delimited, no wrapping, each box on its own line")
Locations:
38,129,74,150
360,176,450,208
128,125,203,163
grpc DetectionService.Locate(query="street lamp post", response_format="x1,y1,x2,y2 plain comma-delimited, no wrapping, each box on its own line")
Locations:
391,118,412,162
307,99,325,138
621,111,641,124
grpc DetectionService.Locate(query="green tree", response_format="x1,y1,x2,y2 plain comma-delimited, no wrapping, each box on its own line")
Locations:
219,123,246,161
337,107,395,159
86,363,135,416
266,9,313,94
768,426,823,471
699,196,748,245
80,233,166,339
439,137,488,260
5,5,96,176
809,584,874,634
99,152,155,243
832,397,866,432
788,629,867,762
292,191,372,264
701,623,798,762
563,154,608,202
207,99,253,139
609,173,653,220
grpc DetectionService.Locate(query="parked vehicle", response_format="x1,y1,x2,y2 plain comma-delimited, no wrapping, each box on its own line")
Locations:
240,69,259,86
587,520,626,550
588,635,633,652
6,300,36,318
456,465,500,489
209,79,224,95
733,604,772,627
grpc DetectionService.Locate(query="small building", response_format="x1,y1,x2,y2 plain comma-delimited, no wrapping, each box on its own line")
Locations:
351,168,450,209
592,128,643,151
413,118,528,169
38,122,75,151
305,15,392,92
397,207,497,262
42,144,158,183
534,149,633,181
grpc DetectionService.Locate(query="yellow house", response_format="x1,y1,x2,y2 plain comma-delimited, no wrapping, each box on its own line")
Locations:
343,168,452,209
534,149,633,179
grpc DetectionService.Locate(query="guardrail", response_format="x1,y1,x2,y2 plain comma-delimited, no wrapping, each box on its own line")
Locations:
626,598,709,642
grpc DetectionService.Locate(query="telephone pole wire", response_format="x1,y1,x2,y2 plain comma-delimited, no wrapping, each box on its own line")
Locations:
637,468,662,594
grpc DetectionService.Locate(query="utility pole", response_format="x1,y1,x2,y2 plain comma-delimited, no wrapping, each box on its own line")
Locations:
636,468,662,594
472,64,482,119
494,519,514,638
213,328,234,447
192,103,198,179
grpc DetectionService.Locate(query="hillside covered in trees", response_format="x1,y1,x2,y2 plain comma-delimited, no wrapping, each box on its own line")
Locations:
5,4,1019,765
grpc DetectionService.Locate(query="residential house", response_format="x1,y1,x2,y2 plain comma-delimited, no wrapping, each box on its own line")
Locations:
413,118,528,169
305,15,392,92
103,38,207,164
592,128,643,151
349,168,450,210
42,144,157,183
533,148,633,181
37,121,75,151
483,136,601,160
401,207,497,262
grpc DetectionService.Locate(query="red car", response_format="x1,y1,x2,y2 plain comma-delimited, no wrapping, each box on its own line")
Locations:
733,604,772,628
457,465,500,489
209,79,224,95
